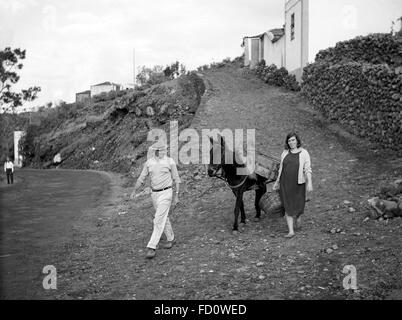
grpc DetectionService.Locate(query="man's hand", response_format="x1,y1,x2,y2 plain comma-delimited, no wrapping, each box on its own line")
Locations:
172,194,180,207
307,182,313,193
272,181,279,191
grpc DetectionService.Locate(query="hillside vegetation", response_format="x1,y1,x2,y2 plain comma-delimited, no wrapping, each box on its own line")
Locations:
19,73,205,173
302,33,402,154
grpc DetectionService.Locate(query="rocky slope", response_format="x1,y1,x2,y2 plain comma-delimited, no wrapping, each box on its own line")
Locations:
21,73,205,174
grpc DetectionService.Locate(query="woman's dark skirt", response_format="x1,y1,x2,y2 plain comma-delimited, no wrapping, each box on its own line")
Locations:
279,152,306,218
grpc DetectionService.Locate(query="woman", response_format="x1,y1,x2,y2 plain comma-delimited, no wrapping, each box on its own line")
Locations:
273,132,313,238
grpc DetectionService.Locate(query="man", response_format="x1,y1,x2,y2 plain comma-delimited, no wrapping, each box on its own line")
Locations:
4,157,14,185
131,142,181,259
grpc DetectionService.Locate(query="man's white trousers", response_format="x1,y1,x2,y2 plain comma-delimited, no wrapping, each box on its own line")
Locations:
147,188,174,249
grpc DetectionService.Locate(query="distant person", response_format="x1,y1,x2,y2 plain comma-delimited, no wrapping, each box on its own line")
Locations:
273,132,313,238
131,142,181,259
4,157,14,185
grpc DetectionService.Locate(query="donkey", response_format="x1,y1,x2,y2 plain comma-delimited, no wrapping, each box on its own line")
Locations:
207,136,270,232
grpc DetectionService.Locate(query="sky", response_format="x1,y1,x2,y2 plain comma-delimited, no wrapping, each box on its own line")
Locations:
0,0,401,110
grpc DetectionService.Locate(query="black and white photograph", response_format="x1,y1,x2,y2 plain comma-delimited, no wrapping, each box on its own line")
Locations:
1,0,402,306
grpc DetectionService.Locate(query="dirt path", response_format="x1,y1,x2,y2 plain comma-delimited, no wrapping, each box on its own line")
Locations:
0,169,112,299
2,65,401,300
58,65,401,300
182,66,402,299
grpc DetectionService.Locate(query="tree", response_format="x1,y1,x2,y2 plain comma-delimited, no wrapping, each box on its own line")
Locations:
136,65,167,86
0,47,41,112
136,66,152,86
164,61,186,80
136,61,187,86
0,47,41,161
179,63,186,75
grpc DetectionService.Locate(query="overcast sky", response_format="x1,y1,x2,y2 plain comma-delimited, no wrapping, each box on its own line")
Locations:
1,0,401,110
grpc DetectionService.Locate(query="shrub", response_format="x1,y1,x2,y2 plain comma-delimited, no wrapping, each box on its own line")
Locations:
315,33,402,67
263,64,278,83
301,61,402,152
283,74,301,92
271,67,289,86
252,63,301,91
19,124,41,166
252,62,301,91
93,92,109,103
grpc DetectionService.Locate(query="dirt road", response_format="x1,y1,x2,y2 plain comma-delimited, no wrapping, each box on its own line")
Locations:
1,65,401,300
57,65,400,300
0,169,111,299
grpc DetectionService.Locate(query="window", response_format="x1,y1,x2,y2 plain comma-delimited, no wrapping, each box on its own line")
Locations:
291,13,295,41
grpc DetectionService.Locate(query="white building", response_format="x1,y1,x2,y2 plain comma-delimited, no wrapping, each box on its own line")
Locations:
120,83,136,90
90,82,121,96
284,0,309,81
242,35,261,69
14,131,24,167
261,28,285,68
242,28,285,69
243,0,402,81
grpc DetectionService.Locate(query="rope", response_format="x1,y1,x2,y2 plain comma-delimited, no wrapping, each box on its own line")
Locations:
212,171,248,190
226,176,248,189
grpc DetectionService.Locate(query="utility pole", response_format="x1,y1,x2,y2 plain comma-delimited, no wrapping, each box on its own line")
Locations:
133,48,136,89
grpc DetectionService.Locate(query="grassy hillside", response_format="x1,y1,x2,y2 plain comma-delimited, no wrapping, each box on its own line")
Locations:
19,72,205,173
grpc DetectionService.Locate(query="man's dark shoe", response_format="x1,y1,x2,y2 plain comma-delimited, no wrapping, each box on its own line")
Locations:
146,248,156,259
162,240,175,249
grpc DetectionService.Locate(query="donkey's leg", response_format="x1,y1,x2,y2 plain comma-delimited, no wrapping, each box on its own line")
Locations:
233,193,244,232
254,183,267,220
240,200,246,224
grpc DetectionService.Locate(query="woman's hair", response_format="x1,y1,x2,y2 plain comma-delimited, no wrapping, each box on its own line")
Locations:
284,131,302,150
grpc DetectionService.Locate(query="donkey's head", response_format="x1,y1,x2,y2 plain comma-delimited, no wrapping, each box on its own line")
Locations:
207,135,226,178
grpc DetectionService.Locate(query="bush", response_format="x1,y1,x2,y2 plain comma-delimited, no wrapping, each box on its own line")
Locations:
301,61,402,152
19,124,40,166
315,33,402,67
252,64,301,91
93,92,109,103
271,67,289,86
283,74,301,92
255,60,267,77
262,64,278,83
233,54,244,64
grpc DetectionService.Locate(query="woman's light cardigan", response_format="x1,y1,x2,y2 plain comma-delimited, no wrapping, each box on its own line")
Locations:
276,148,312,185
